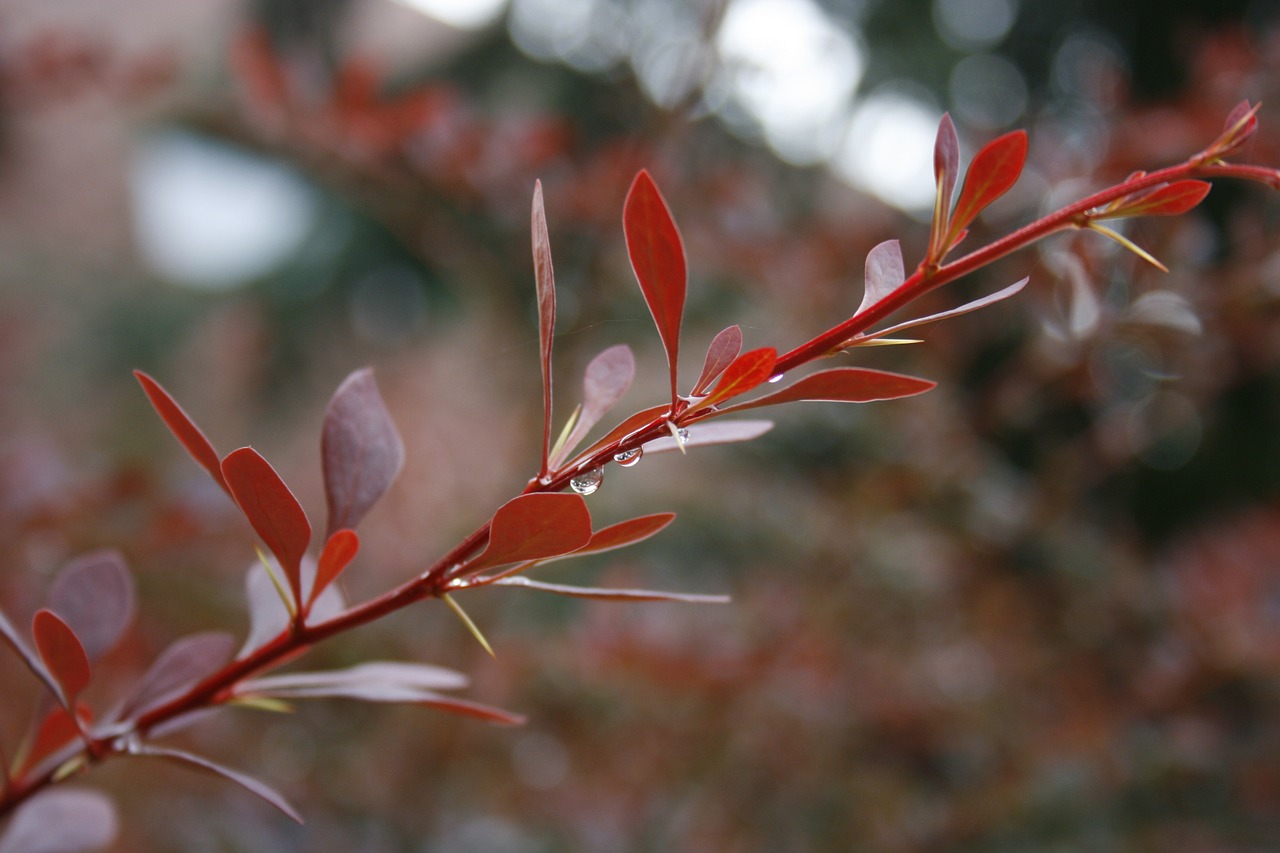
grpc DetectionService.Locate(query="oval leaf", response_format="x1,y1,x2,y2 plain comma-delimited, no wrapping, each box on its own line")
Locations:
495,576,730,604
716,368,936,415
1104,180,1212,219
948,129,1028,240
858,240,906,315
0,604,58,698
466,493,593,573
532,180,557,478
222,447,311,608
134,371,230,496
0,788,118,853
691,325,744,396
48,550,135,662
310,529,359,609
32,609,91,706
555,344,636,466
624,170,687,404
121,631,236,718
321,369,405,537
692,347,778,412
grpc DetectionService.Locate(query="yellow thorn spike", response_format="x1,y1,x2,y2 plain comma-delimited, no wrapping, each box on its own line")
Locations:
255,545,297,619
443,593,495,658
1087,222,1169,272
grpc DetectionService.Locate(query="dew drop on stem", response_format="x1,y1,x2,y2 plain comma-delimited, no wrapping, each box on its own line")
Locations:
569,466,603,495
613,448,642,467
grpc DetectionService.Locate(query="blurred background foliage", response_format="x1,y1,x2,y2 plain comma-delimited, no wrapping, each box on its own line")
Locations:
3,0,1280,850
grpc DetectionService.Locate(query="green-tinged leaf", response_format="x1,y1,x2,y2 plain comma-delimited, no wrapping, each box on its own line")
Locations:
136,745,302,823
465,493,593,574
690,347,777,412
715,368,936,415
532,180,557,479
624,170,687,405
134,371,230,497
691,325,744,396
930,113,960,260
495,576,730,603
222,447,311,610
32,609,91,707
947,129,1028,244
443,594,494,658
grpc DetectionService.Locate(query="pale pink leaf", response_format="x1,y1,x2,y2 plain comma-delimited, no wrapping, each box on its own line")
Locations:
532,180,557,478
495,576,730,603
858,240,905,315
137,745,302,823
643,420,774,454
691,325,744,396
48,550,134,662
120,632,235,718
866,277,1028,339
555,344,636,466
0,788,118,853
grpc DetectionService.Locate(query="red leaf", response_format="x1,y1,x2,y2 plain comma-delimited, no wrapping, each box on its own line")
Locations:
691,325,744,396
555,344,636,466
134,371,230,496
572,403,669,463
716,368,936,414
643,420,774,453
865,277,1028,340
222,447,311,608
0,789,118,853
930,113,960,259
948,129,1028,241
532,180,557,479
858,240,906,315
32,609,91,706
48,550,134,662
321,368,405,537
137,745,302,823
15,704,91,778
412,694,527,726
1105,180,1212,219
1210,99,1260,158
495,576,730,604
692,347,777,411
576,512,676,557
624,170,687,405
466,493,593,573
0,605,58,699
310,529,359,608
121,631,236,718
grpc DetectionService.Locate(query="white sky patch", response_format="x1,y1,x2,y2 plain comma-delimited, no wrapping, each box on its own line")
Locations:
714,0,864,164
131,132,318,290
833,91,940,213
392,0,509,30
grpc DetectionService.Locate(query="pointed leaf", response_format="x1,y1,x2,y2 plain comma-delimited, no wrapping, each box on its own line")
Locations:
1100,180,1211,219
930,113,960,259
310,529,359,609
624,170,687,404
571,403,669,464
133,371,230,496
136,745,302,823
48,550,135,662
495,576,730,603
716,368,936,415
121,631,235,718
691,325,744,396
32,610,91,706
222,447,311,608
864,277,1029,340
643,420,774,453
321,368,405,537
0,788,118,853
554,344,636,467
241,557,344,656
15,704,92,779
240,661,468,695
948,129,1028,241
532,180,557,479
466,493,593,573
573,512,677,558
858,240,905,315
692,348,777,411
1210,100,1260,158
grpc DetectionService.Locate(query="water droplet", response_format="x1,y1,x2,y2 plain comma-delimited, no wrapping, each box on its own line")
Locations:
613,447,643,467
767,373,784,384
569,466,603,495
113,732,142,755
676,428,690,443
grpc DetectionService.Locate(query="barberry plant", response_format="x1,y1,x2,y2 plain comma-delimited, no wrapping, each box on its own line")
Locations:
0,101,1276,850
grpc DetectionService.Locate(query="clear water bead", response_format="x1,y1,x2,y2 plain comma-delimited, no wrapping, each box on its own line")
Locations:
676,428,690,443
569,466,603,495
613,448,643,467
